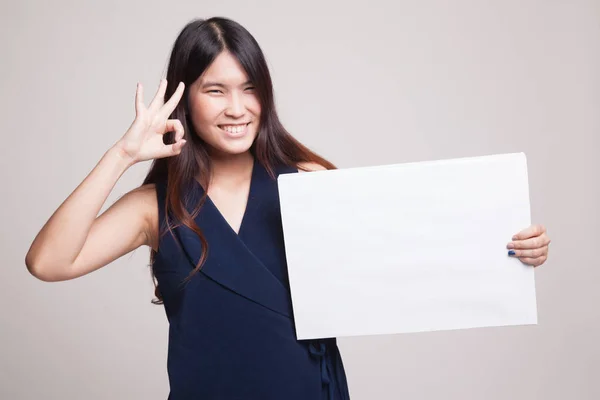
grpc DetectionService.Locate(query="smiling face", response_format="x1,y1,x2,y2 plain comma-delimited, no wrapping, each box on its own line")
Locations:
187,51,261,157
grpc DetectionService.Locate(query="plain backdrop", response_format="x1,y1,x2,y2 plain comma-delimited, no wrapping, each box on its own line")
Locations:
1,0,598,399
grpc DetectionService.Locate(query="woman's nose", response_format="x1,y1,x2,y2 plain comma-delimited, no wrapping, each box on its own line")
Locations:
225,93,245,117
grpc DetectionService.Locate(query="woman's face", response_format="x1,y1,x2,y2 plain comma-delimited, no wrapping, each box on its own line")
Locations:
187,51,261,157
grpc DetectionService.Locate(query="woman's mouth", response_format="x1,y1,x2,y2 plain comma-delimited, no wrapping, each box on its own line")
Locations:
218,122,250,138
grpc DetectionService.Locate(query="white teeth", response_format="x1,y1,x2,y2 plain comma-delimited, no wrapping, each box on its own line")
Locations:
220,124,247,134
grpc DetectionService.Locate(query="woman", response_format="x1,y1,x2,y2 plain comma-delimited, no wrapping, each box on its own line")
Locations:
25,17,551,400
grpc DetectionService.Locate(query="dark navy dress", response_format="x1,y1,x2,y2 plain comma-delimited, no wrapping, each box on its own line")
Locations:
153,157,350,400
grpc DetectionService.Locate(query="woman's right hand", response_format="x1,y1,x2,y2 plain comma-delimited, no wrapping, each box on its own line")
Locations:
115,79,187,165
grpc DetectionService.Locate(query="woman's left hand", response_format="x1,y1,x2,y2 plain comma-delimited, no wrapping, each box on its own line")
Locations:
507,224,551,267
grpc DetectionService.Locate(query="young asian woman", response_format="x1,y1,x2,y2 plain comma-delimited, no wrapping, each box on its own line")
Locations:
25,16,551,400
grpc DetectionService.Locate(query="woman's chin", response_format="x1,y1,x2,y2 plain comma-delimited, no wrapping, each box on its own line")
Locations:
208,140,254,157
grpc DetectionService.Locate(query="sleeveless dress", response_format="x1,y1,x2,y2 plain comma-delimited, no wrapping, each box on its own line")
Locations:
153,157,351,400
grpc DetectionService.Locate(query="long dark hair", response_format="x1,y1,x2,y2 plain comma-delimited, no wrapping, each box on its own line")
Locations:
142,17,335,304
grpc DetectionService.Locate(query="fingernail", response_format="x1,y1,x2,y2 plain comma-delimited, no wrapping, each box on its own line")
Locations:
508,250,516,256
512,235,518,240
507,243,514,249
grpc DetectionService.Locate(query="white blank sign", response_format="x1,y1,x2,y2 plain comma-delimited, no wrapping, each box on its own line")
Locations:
278,153,537,340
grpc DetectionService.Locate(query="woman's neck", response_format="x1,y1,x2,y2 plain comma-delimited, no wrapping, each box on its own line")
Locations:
208,151,254,184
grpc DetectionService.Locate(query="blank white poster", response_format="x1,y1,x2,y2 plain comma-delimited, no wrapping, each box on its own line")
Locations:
278,153,537,340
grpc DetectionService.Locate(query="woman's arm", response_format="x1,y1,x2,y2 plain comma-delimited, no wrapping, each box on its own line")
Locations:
25,147,157,282
25,79,186,282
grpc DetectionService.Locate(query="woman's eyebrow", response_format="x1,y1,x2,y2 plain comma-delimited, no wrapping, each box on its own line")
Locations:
200,80,253,89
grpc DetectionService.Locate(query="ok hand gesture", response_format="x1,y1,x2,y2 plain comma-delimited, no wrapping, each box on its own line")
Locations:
116,79,187,164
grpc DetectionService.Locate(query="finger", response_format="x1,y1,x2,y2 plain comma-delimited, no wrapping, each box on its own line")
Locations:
148,79,168,113
164,119,185,142
512,224,546,240
158,139,187,158
507,234,551,249
518,255,547,267
508,245,548,258
159,81,185,120
135,83,144,114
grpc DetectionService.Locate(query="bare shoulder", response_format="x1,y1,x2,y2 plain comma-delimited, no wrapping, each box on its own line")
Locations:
296,161,327,173
120,183,158,214
124,183,159,251
128,182,158,204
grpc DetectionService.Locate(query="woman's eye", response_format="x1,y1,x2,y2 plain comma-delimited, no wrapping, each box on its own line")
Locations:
245,86,255,91
208,90,222,94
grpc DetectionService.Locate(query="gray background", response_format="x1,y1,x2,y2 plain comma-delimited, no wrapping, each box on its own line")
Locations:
2,0,598,399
